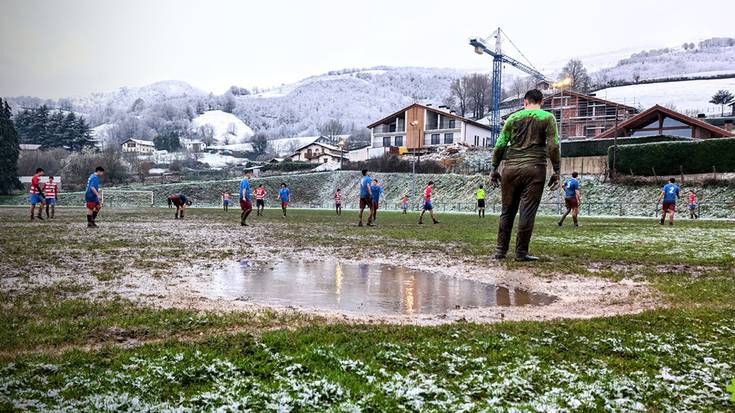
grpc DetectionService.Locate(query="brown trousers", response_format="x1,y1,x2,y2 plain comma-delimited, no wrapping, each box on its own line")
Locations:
496,164,546,257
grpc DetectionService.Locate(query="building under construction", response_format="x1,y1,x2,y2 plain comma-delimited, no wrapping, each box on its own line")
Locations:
541,90,639,140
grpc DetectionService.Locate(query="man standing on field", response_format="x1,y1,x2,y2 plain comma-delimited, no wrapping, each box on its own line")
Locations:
334,189,342,216
490,89,561,261
240,170,253,226
43,176,59,219
29,168,46,220
418,181,439,225
658,177,680,226
222,191,231,212
369,179,383,223
85,167,105,228
255,184,267,216
357,169,372,227
558,171,581,227
278,183,290,218
475,184,486,218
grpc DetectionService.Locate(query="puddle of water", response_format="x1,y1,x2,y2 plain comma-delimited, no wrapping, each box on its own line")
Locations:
209,260,556,315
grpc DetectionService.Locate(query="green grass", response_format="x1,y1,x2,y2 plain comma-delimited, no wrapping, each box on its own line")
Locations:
1,207,734,411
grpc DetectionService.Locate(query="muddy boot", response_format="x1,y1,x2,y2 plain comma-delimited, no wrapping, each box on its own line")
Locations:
433,219,439,224
87,215,94,227
357,221,363,227
659,217,665,225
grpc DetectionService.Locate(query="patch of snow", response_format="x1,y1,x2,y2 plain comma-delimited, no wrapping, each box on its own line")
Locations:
191,110,254,145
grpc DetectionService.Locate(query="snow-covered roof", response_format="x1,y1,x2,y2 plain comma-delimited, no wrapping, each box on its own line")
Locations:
268,136,325,157
19,144,42,150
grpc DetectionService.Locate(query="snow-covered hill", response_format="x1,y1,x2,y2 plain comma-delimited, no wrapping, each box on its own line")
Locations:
595,77,735,115
70,80,206,115
191,110,254,145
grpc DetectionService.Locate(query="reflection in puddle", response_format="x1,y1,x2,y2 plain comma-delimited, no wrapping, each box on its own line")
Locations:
210,259,556,315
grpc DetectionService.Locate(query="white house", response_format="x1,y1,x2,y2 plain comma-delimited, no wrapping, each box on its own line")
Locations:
181,138,206,152
367,103,492,152
121,138,155,154
289,141,346,164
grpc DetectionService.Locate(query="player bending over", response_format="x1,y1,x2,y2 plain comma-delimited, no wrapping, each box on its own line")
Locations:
357,169,373,227
239,170,253,226
255,184,266,216
475,184,486,218
222,191,231,212
85,167,105,228
278,182,290,218
168,194,192,219
658,177,681,226
558,171,581,227
334,189,342,215
43,176,59,219
687,189,698,219
418,181,439,225
29,168,46,220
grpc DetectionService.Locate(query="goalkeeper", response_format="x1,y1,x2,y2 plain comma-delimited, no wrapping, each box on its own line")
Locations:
490,89,561,262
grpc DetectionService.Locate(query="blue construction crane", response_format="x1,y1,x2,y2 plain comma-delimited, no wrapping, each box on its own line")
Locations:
470,28,549,143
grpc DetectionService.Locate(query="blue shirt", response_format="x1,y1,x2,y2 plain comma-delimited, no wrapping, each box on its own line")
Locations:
662,183,680,203
359,176,372,198
371,185,382,202
564,178,579,198
85,173,99,202
239,178,251,201
279,187,289,202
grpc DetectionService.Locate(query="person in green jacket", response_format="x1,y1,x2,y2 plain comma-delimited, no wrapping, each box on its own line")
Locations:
475,184,486,218
490,89,561,262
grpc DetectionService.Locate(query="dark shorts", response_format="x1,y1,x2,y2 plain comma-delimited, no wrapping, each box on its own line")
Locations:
688,203,697,210
564,197,578,209
86,201,100,210
662,202,675,212
477,199,485,208
240,199,252,210
46,198,56,205
256,199,265,207
423,201,433,211
223,200,230,206
336,203,341,208
372,201,379,210
359,197,370,209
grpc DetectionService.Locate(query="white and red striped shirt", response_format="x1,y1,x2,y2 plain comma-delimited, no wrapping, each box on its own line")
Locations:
43,182,58,199
222,192,230,201
335,192,342,203
255,187,266,200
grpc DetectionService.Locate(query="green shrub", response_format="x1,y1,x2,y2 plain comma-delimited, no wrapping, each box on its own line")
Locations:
609,138,735,176
561,136,689,157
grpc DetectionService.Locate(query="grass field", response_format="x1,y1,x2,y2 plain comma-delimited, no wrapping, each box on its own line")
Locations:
1,207,734,412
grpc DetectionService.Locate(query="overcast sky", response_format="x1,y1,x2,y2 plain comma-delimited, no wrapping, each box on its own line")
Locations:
1,0,731,98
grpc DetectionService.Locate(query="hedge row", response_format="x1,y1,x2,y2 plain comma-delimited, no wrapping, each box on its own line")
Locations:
561,135,689,158
608,138,735,176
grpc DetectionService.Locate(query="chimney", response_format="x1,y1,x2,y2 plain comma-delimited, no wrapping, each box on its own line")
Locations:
697,113,706,118
426,103,433,107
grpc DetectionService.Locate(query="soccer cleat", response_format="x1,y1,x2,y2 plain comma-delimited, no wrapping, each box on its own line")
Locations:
357,222,363,227
433,220,440,224
36,215,44,220
418,221,423,225
515,255,539,262
558,221,563,226
493,253,506,260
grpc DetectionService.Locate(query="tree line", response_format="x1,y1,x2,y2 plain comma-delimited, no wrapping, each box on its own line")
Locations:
13,105,94,151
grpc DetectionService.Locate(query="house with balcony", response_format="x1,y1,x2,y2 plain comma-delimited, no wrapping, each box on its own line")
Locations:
289,141,346,164
367,103,492,153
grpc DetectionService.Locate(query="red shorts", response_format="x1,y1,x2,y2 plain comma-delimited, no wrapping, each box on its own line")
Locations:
662,202,675,212
359,197,370,209
86,201,100,210
281,201,289,208
240,199,252,210
564,197,579,209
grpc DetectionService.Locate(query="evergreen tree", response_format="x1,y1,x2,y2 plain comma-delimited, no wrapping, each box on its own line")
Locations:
70,116,93,151
45,111,66,148
0,98,22,194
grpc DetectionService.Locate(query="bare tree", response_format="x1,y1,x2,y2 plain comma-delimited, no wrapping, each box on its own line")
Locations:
466,74,491,119
560,59,592,92
197,125,216,146
225,122,237,144
509,76,536,99
319,119,345,145
449,78,470,116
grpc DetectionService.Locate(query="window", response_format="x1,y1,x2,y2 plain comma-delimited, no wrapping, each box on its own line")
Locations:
474,135,480,146
448,119,456,129
323,158,328,164
431,134,440,145
382,136,391,147
395,136,403,146
444,133,453,144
